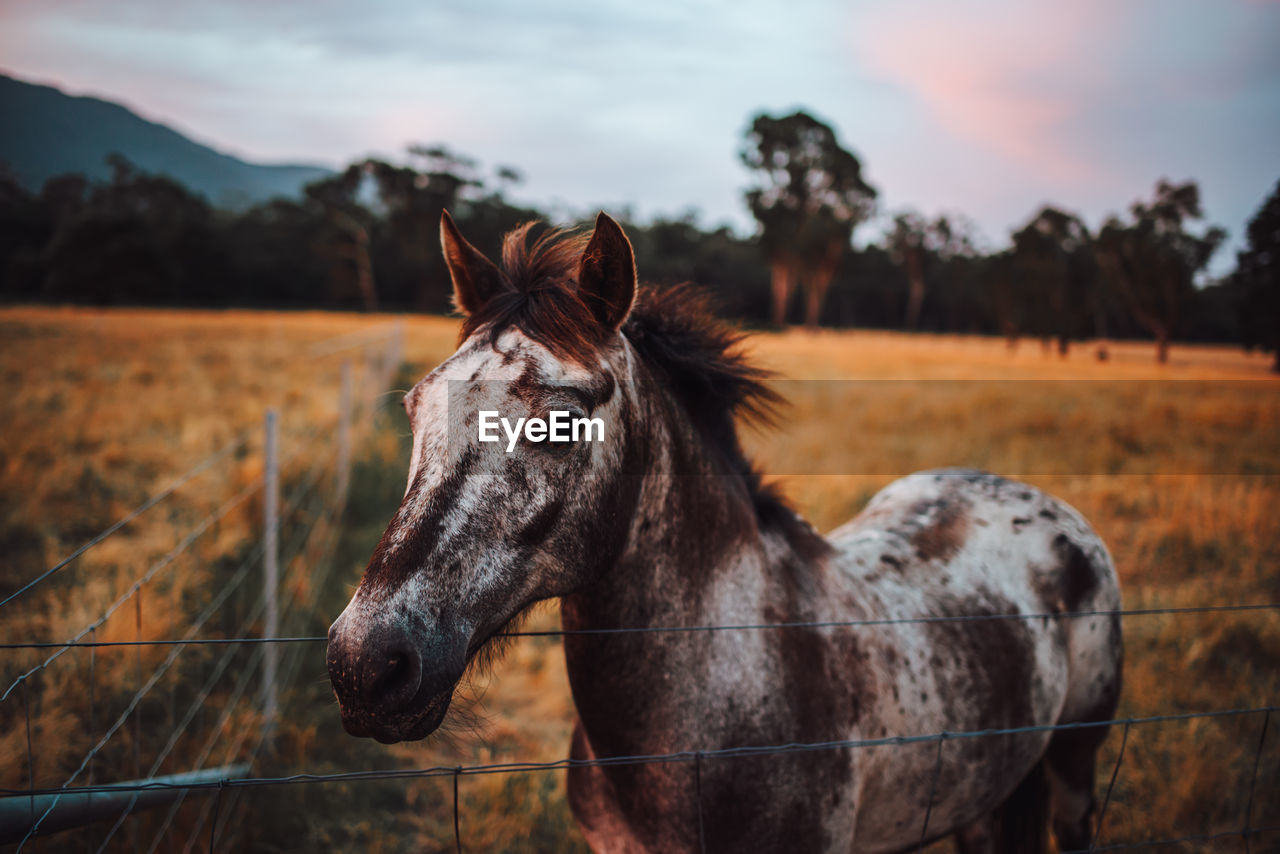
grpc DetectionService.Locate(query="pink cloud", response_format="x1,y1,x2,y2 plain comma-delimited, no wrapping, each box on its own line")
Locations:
852,1,1114,184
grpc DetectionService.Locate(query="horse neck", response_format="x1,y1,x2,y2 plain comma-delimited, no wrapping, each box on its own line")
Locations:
561,355,779,634
559,356,834,760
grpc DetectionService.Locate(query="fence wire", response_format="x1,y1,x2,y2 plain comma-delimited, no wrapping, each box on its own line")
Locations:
143,462,348,854
0,431,251,612
4,601,1276,651
1,325,404,852
1,477,264,703
2,322,1276,851
4,705,1275,851
3,706,1272,793
15,509,274,847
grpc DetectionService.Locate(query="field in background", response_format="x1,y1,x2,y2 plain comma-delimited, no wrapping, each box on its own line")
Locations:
1,306,1277,852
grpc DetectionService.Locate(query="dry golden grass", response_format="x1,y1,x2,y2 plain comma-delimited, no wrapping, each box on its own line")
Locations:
0,307,455,850
1,307,1277,852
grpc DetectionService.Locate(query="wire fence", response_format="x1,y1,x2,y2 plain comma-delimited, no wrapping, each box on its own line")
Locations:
0,320,405,851
1,318,1277,851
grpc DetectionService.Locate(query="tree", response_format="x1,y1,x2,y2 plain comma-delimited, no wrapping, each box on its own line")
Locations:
983,250,1028,348
222,198,329,306
41,154,225,305
1011,206,1100,357
304,165,378,311
367,145,487,312
741,110,877,328
923,216,984,334
494,165,524,195
886,212,928,331
1096,180,1225,363
0,166,50,299
1233,179,1280,372
887,211,976,331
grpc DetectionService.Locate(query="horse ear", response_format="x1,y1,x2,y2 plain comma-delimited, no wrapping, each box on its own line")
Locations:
577,212,637,331
441,210,504,316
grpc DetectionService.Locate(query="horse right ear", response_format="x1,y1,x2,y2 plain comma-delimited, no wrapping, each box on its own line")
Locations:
440,210,505,316
577,212,637,332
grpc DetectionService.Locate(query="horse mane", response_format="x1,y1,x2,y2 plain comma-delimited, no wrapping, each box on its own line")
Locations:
461,222,812,541
623,285,822,547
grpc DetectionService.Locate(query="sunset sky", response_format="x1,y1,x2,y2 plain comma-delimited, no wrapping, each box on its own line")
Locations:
2,0,1277,274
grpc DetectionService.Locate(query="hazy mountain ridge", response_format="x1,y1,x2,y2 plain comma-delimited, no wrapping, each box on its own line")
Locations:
0,72,331,208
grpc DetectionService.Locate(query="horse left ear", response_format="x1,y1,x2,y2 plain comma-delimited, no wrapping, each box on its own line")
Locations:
441,210,505,316
577,212,636,331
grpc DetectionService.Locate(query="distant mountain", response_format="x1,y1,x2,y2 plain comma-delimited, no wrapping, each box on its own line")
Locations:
0,72,332,209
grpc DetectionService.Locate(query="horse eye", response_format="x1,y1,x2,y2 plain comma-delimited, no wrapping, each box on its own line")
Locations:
537,408,585,456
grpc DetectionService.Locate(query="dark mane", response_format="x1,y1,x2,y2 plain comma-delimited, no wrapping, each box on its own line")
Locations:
623,283,778,466
461,223,809,540
624,285,814,542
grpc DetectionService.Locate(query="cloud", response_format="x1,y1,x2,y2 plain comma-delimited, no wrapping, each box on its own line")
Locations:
849,0,1280,272
852,0,1115,184
3,0,1276,273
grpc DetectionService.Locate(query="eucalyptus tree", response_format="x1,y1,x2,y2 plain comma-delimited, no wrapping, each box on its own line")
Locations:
741,110,877,327
1233,179,1280,372
41,154,222,305
304,164,378,311
1011,206,1101,357
887,211,976,331
984,249,1027,348
1096,180,1225,363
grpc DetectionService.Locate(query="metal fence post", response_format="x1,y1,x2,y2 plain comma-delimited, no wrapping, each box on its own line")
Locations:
261,409,279,733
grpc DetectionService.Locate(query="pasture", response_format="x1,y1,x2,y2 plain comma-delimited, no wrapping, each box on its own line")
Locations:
1,305,1277,852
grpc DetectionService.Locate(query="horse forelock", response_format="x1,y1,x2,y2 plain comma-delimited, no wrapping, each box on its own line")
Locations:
459,223,604,363
454,225,778,433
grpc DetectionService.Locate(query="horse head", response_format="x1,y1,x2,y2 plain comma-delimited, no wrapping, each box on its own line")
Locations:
327,212,643,743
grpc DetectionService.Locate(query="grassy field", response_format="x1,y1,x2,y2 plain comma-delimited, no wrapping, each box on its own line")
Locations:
1,306,1277,852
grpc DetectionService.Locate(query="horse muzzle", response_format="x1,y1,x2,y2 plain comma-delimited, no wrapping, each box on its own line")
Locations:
326,607,467,743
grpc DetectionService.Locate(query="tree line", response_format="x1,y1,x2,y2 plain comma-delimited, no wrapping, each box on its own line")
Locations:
739,111,1276,367
1,111,1276,369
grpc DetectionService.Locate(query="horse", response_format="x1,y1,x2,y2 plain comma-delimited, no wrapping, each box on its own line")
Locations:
326,212,1123,853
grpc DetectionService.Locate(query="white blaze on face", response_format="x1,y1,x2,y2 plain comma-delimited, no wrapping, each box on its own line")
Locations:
393,329,602,546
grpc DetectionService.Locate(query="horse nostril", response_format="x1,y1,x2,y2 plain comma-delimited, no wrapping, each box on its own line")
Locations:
365,647,423,710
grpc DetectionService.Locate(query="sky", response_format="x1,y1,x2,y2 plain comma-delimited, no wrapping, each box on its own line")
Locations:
2,0,1278,275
